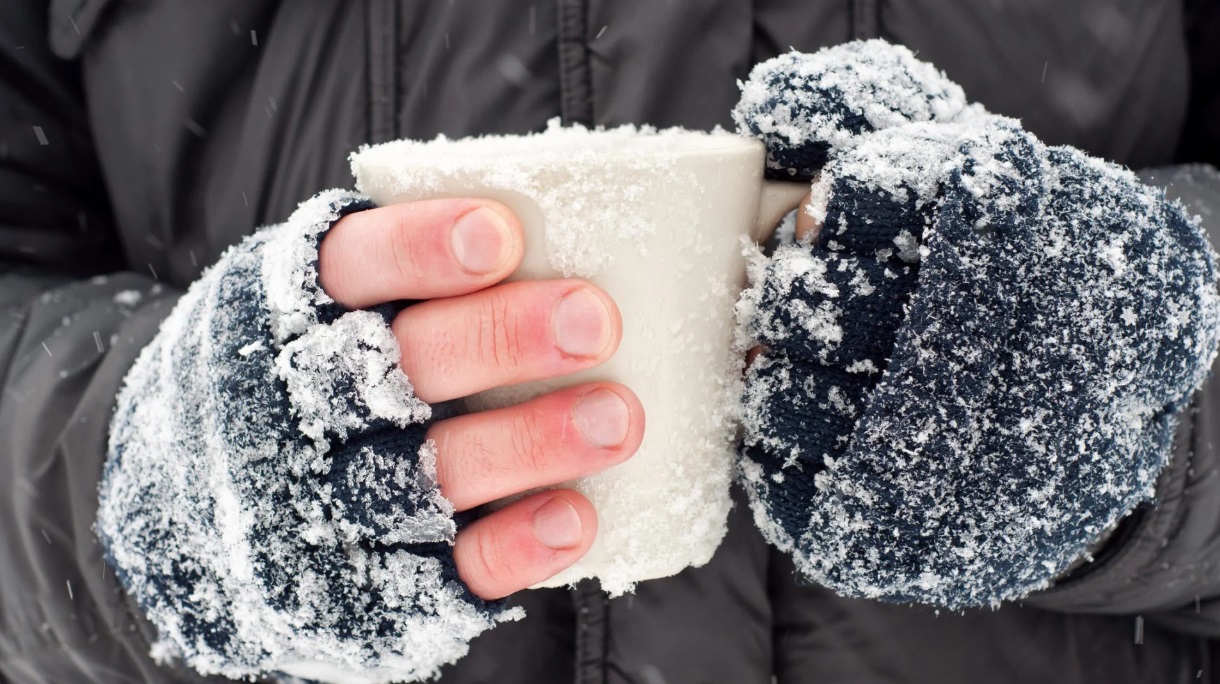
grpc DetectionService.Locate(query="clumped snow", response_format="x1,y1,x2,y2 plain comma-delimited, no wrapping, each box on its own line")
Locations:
99,190,516,684
733,40,984,178
276,311,429,449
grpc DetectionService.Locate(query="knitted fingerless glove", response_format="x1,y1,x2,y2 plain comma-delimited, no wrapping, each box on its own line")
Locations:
97,190,514,683
733,40,1220,608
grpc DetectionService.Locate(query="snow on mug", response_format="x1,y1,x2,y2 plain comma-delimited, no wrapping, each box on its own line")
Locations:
350,122,807,594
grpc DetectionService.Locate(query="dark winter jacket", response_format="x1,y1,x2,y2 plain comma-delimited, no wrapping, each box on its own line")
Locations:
3,1,1220,683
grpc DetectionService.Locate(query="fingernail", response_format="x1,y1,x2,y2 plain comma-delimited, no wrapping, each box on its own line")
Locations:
573,389,629,448
451,208,511,275
533,497,582,550
552,288,612,358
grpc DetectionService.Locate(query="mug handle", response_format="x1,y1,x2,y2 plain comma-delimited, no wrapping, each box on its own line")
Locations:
752,180,814,242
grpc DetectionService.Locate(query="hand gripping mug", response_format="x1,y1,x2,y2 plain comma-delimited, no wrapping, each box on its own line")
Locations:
351,122,807,595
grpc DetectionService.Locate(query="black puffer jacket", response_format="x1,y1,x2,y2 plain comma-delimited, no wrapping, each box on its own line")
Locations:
3,1,1220,683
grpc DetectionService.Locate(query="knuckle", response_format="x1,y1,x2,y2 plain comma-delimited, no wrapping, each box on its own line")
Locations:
467,529,512,597
389,215,427,288
454,435,497,498
478,291,525,370
507,408,552,474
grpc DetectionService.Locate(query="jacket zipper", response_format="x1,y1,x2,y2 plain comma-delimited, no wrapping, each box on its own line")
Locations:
556,0,594,126
574,579,609,684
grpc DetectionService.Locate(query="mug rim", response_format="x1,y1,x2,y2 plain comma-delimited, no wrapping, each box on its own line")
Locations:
351,124,762,173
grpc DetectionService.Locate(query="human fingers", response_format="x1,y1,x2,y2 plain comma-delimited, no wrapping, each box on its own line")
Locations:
394,280,622,404
428,383,644,511
796,186,820,242
454,489,597,600
317,199,523,308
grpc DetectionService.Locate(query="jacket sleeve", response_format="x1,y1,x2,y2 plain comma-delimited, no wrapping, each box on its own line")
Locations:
0,4,203,682
1025,165,1220,636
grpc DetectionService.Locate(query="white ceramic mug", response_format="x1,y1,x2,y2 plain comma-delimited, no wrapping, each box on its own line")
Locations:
351,122,806,594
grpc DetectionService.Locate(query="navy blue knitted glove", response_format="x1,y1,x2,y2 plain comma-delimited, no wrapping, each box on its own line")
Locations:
97,190,514,683
732,40,977,180
734,41,1220,608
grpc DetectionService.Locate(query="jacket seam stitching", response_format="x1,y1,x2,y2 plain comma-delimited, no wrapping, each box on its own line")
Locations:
851,0,880,40
367,0,397,144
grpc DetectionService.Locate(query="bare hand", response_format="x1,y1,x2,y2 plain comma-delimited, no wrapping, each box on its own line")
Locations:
317,199,643,600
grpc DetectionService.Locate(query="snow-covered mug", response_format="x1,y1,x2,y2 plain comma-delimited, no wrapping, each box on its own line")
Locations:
350,122,807,594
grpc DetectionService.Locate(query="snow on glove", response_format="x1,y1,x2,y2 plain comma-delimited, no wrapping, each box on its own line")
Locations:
732,40,981,180
97,190,516,683
733,41,1220,608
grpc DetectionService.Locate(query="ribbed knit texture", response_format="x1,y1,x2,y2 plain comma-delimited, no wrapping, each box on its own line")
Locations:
742,179,931,538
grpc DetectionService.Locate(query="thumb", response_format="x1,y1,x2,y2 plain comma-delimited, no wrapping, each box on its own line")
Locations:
795,186,820,242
